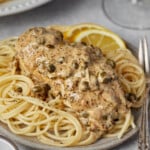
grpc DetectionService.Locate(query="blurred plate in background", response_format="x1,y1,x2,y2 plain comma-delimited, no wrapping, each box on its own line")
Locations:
0,0,52,16
0,135,18,150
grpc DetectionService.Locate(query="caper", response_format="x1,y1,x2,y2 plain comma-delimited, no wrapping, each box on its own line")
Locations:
90,44,94,48
43,83,51,91
113,118,119,122
48,64,56,73
125,93,137,102
103,77,112,84
81,42,87,46
16,87,22,93
55,34,63,42
43,84,51,97
80,81,90,91
32,84,51,99
106,59,116,68
101,72,106,77
83,81,89,88
82,111,89,118
73,62,79,69
56,32,63,41
47,44,55,49
102,115,108,120
84,61,88,68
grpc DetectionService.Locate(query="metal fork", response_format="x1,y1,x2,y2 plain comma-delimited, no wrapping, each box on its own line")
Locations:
138,37,150,150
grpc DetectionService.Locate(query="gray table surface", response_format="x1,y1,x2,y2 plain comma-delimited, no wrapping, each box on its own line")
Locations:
0,0,150,150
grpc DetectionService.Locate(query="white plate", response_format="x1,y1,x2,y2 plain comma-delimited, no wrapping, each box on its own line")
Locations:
0,39,142,150
0,110,141,150
0,123,138,150
0,0,52,16
0,135,18,150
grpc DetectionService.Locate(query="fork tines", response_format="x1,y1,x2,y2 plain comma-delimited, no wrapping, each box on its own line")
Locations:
139,38,150,74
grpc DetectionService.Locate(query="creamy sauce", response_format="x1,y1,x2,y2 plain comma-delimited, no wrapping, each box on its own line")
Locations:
15,27,128,137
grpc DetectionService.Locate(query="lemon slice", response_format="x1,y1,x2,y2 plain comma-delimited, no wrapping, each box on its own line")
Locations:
66,23,105,41
74,29,126,53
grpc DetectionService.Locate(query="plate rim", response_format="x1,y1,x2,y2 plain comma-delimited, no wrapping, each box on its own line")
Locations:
0,112,141,150
0,0,52,17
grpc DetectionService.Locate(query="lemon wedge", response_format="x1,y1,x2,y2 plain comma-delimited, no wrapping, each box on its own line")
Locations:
66,23,104,38
73,29,126,54
65,23,106,41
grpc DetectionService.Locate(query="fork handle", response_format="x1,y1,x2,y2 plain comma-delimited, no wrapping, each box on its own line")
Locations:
138,88,150,150
146,87,150,149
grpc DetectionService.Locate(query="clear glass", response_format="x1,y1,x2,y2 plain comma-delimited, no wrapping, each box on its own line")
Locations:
102,0,150,30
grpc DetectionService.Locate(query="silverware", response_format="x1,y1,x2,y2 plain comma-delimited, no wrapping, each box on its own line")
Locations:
138,37,150,150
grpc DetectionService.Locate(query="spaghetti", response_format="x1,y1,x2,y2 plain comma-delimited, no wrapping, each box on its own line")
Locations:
0,27,146,147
